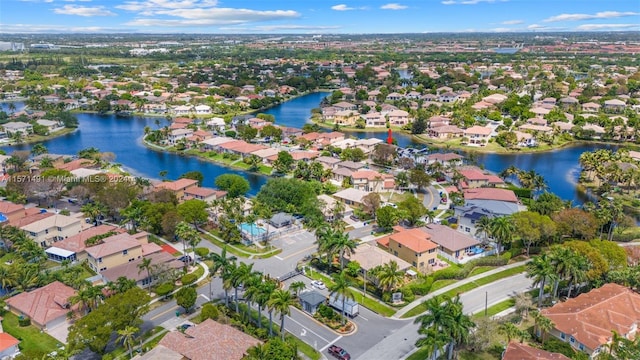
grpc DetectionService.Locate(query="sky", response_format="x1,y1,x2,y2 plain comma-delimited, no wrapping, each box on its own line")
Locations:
0,0,639,34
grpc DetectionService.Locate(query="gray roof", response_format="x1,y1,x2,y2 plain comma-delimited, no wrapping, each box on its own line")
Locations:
270,212,295,225
464,200,522,216
299,290,326,306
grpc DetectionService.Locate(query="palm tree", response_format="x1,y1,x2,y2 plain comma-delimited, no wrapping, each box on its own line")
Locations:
245,343,268,360
247,155,262,172
221,262,237,308
328,231,357,270
446,296,474,359
415,327,449,360
329,271,355,326
0,266,16,289
565,252,589,299
137,257,153,295
549,246,573,299
230,262,254,313
175,221,199,266
255,279,277,330
474,216,493,245
532,311,554,345
526,254,556,307
490,216,514,256
116,326,139,359
376,261,405,293
208,246,237,300
31,144,48,156
289,281,306,298
268,289,296,341
499,322,520,343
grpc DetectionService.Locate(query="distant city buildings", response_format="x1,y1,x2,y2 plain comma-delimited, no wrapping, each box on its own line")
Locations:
0,41,25,52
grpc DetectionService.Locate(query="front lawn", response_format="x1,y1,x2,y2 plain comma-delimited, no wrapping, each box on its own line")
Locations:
1,312,61,358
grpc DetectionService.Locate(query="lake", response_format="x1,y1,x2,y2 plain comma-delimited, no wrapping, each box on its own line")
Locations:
1,94,612,203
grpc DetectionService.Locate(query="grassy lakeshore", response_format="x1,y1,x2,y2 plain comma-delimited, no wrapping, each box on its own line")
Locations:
3,127,77,146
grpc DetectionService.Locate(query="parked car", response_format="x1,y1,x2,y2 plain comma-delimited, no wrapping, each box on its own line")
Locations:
328,345,351,360
311,280,326,290
178,255,192,263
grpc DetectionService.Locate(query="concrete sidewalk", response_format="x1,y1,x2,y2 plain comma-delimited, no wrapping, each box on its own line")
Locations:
392,260,527,318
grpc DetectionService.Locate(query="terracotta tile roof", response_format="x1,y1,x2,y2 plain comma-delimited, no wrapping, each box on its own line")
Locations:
184,186,217,198
463,188,518,203
541,283,640,350
9,212,54,228
5,281,76,327
0,200,24,214
0,333,20,352
378,227,438,253
155,178,198,192
503,342,570,360
159,319,260,360
56,159,94,171
53,225,122,253
85,233,141,259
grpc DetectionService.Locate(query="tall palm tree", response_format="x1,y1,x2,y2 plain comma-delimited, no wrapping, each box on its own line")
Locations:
526,253,556,307
549,246,574,299
0,266,16,289
268,289,296,341
245,343,268,360
490,216,514,256
255,279,277,329
230,262,254,313
499,322,520,343
221,262,237,307
329,271,355,326
116,326,139,359
289,281,306,298
175,221,200,266
532,311,554,345
376,261,404,293
415,327,449,360
565,252,589,299
474,216,493,245
208,246,237,300
328,231,357,270
242,271,263,322
137,257,153,295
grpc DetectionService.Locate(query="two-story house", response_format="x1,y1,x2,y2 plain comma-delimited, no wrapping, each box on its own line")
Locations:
21,213,82,248
154,178,199,202
541,283,640,359
351,170,395,192
85,233,144,273
464,126,493,146
377,227,438,273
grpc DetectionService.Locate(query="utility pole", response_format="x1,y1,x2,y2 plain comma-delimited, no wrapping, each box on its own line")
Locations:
485,291,488,317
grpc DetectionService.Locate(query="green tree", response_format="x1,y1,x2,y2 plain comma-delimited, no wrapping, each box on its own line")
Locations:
329,271,355,326
30,143,48,156
329,232,357,270
116,326,139,360
289,281,306,297
490,216,514,256
376,206,400,230
176,286,197,313
511,211,556,256
527,254,557,308
398,196,427,227
268,289,296,341
137,257,153,295
376,260,404,293
273,151,294,174
177,199,208,228
175,221,200,266
408,169,432,191
179,171,204,186
214,174,250,198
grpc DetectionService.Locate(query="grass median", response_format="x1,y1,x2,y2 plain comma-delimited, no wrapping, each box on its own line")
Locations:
401,265,526,319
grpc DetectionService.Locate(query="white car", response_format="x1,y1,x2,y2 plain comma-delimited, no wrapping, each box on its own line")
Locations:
311,280,326,290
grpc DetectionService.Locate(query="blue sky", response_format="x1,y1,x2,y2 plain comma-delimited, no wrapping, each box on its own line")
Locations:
0,0,638,33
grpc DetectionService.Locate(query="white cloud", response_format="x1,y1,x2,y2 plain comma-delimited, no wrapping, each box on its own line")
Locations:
544,11,639,23
331,4,354,11
125,7,299,27
526,24,566,31
501,19,523,25
441,0,456,4
491,27,513,32
116,0,218,12
19,0,54,2
53,5,116,16
380,3,407,10
575,23,640,31
252,25,341,32
64,0,93,2
0,23,132,33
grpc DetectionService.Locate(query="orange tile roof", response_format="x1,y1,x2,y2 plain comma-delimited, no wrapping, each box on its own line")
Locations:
0,333,20,352
159,319,260,360
378,228,437,253
541,283,640,350
9,212,54,228
85,233,141,259
56,158,94,171
0,200,24,214
53,224,122,253
463,188,518,203
5,281,76,327
503,342,570,360
155,178,198,192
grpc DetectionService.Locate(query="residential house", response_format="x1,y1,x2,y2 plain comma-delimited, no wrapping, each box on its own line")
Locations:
85,232,144,273
0,200,26,224
46,224,124,262
36,119,63,132
332,188,368,206
464,126,492,146
101,251,183,289
426,153,463,167
422,224,481,264
318,194,353,221
458,168,504,189
453,205,497,237
386,92,403,101
541,283,640,359
167,129,194,145
345,242,411,273
365,112,386,127
334,110,360,126
0,333,20,359
439,92,459,103
135,345,183,360
194,104,212,115
21,214,82,248
315,156,342,170
159,319,260,360
351,170,395,192
377,227,438,273
2,122,32,135
559,97,579,109
386,109,411,126
5,281,76,330
172,105,192,116
333,101,357,111
184,187,226,203
154,178,199,202
502,342,570,360
581,102,601,113
428,125,464,139
462,188,524,218
604,99,626,112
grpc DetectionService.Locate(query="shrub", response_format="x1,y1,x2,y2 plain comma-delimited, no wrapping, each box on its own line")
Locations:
194,247,209,257
156,283,175,298
473,256,509,267
200,303,219,321
181,273,198,285
407,276,434,296
542,337,578,359
382,292,391,303
316,304,339,321
18,316,31,327
401,287,415,303
225,130,236,138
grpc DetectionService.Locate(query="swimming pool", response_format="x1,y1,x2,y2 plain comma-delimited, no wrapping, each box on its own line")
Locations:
0,213,7,222
240,223,266,237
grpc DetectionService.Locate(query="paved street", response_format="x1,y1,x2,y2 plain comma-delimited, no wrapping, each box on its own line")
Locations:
144,229,532,360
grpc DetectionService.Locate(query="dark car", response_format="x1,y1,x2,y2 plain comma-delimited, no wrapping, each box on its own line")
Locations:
328,345,351,360
178,255,192,263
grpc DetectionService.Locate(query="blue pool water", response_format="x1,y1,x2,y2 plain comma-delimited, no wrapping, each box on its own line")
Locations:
240,223,266,236
0,213,6,222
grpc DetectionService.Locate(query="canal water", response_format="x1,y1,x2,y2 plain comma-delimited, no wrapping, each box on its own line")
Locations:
0,95,614,203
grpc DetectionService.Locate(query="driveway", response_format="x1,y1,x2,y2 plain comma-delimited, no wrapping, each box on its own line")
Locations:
47,321,70,344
